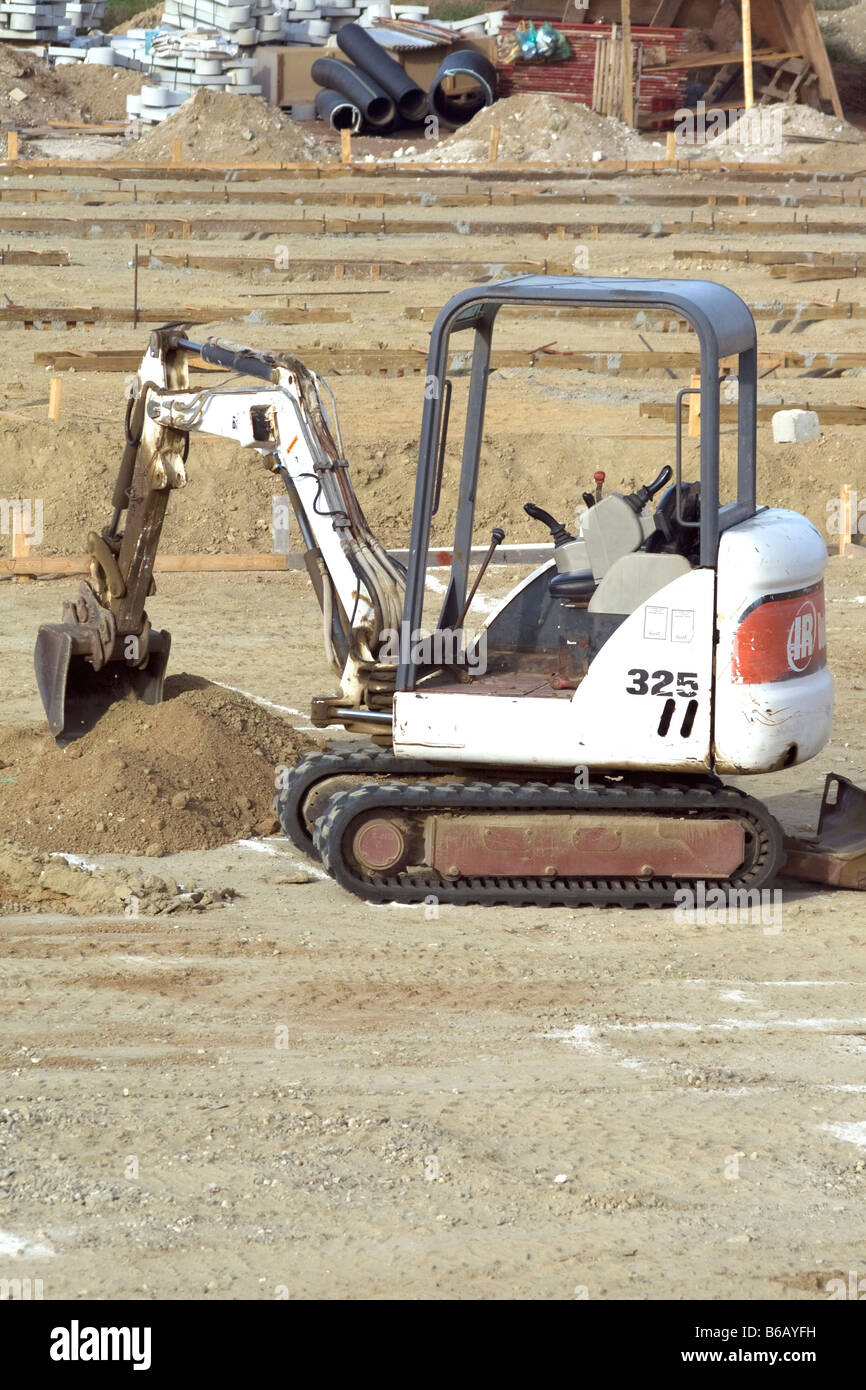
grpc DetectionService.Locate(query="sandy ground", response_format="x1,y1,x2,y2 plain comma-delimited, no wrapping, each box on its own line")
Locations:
1,149,865,1301
1,558,866,1300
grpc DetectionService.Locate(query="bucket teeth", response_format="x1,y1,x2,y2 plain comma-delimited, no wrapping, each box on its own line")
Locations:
34,613,171,743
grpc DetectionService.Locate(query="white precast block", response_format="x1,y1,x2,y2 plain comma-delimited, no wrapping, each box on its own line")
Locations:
141,84,190,105
771,409,820,445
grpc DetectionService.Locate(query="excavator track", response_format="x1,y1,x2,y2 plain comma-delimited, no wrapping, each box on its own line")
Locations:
275,748,567,860
313,778,784,908
274,749,449,859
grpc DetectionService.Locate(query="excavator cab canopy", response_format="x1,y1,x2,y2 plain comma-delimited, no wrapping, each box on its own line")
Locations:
397,275,759,692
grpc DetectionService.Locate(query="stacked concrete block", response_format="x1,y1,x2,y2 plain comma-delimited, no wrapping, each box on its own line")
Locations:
276,0,360,46
161,0,286,44
64,0,104,32
0,0,68,41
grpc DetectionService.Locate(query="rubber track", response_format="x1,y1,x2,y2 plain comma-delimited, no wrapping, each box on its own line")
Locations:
274,748,447,859
314,778,785,907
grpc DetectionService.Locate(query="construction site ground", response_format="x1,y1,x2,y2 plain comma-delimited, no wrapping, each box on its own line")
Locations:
2,143,866,1300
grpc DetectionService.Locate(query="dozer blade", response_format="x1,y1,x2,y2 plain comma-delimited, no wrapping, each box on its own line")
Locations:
34,623,171,743
784,774,866,891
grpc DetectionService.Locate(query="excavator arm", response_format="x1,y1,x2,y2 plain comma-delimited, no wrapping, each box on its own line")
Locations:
34,325,405,740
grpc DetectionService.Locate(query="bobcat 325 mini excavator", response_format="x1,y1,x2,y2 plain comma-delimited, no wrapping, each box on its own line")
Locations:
34,277,865,904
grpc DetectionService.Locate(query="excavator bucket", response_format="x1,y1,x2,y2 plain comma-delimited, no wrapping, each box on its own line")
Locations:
784,775,866,891
34,622,171,743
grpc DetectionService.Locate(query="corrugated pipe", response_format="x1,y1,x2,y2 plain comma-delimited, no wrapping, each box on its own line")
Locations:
428,49,496,130
311,56,396,129
315,88,362,133
336,22,428,122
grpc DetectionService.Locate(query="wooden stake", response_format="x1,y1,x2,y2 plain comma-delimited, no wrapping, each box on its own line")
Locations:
620,0,634,128
340,128,352,165
48,375,62,421
742,0,754,108
132,241,139,330
7,129,18,161
665,129,676,160
10,504,32,582
171,138,182,164
488,124,500,163
687,371,701,437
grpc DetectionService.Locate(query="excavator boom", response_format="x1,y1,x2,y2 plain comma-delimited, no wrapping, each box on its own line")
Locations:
35,325,404,740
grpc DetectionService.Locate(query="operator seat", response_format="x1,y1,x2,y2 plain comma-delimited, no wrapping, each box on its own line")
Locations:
548,569,596,602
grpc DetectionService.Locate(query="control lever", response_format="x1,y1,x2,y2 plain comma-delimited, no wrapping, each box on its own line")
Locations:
456,527,505,629
623,465,673,515
594,470,605,503
523,502,575,546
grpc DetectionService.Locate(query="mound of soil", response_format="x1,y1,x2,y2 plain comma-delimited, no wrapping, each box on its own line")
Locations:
696,101,863,164
0,677,315,856
54,63,146,125
0,840,231,915
0,43,144,130
820,0,866,62
111,3,163,32
123,87,332,164
0,417,277,557
421,93,664,165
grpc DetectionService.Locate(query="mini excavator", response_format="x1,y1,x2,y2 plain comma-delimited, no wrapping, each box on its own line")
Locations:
34,278,866,903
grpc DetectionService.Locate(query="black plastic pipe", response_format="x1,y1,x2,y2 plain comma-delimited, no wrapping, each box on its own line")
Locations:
428,49,496,130
336,22,427,122
315,87,362,133
311,56,395,129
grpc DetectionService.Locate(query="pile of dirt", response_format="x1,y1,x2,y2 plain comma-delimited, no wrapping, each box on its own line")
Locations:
419,94,664,165
0,417,277,556
0,678,315,856
0,840,231,915
0,42,69,127
123,87,333,163
53,63,146,125
696,101,864,163
111,3,163,32
0,43,145,131
820,0,866,63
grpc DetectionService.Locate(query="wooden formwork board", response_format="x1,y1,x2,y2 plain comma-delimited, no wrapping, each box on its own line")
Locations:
148,252,573,278
0,305,351,327
0,246,70,265
33,346,866,376
1,183,863,212
403,302,866,325
0,214,863,239
2,158,863,184
674,248,866,267
641,402,866,425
